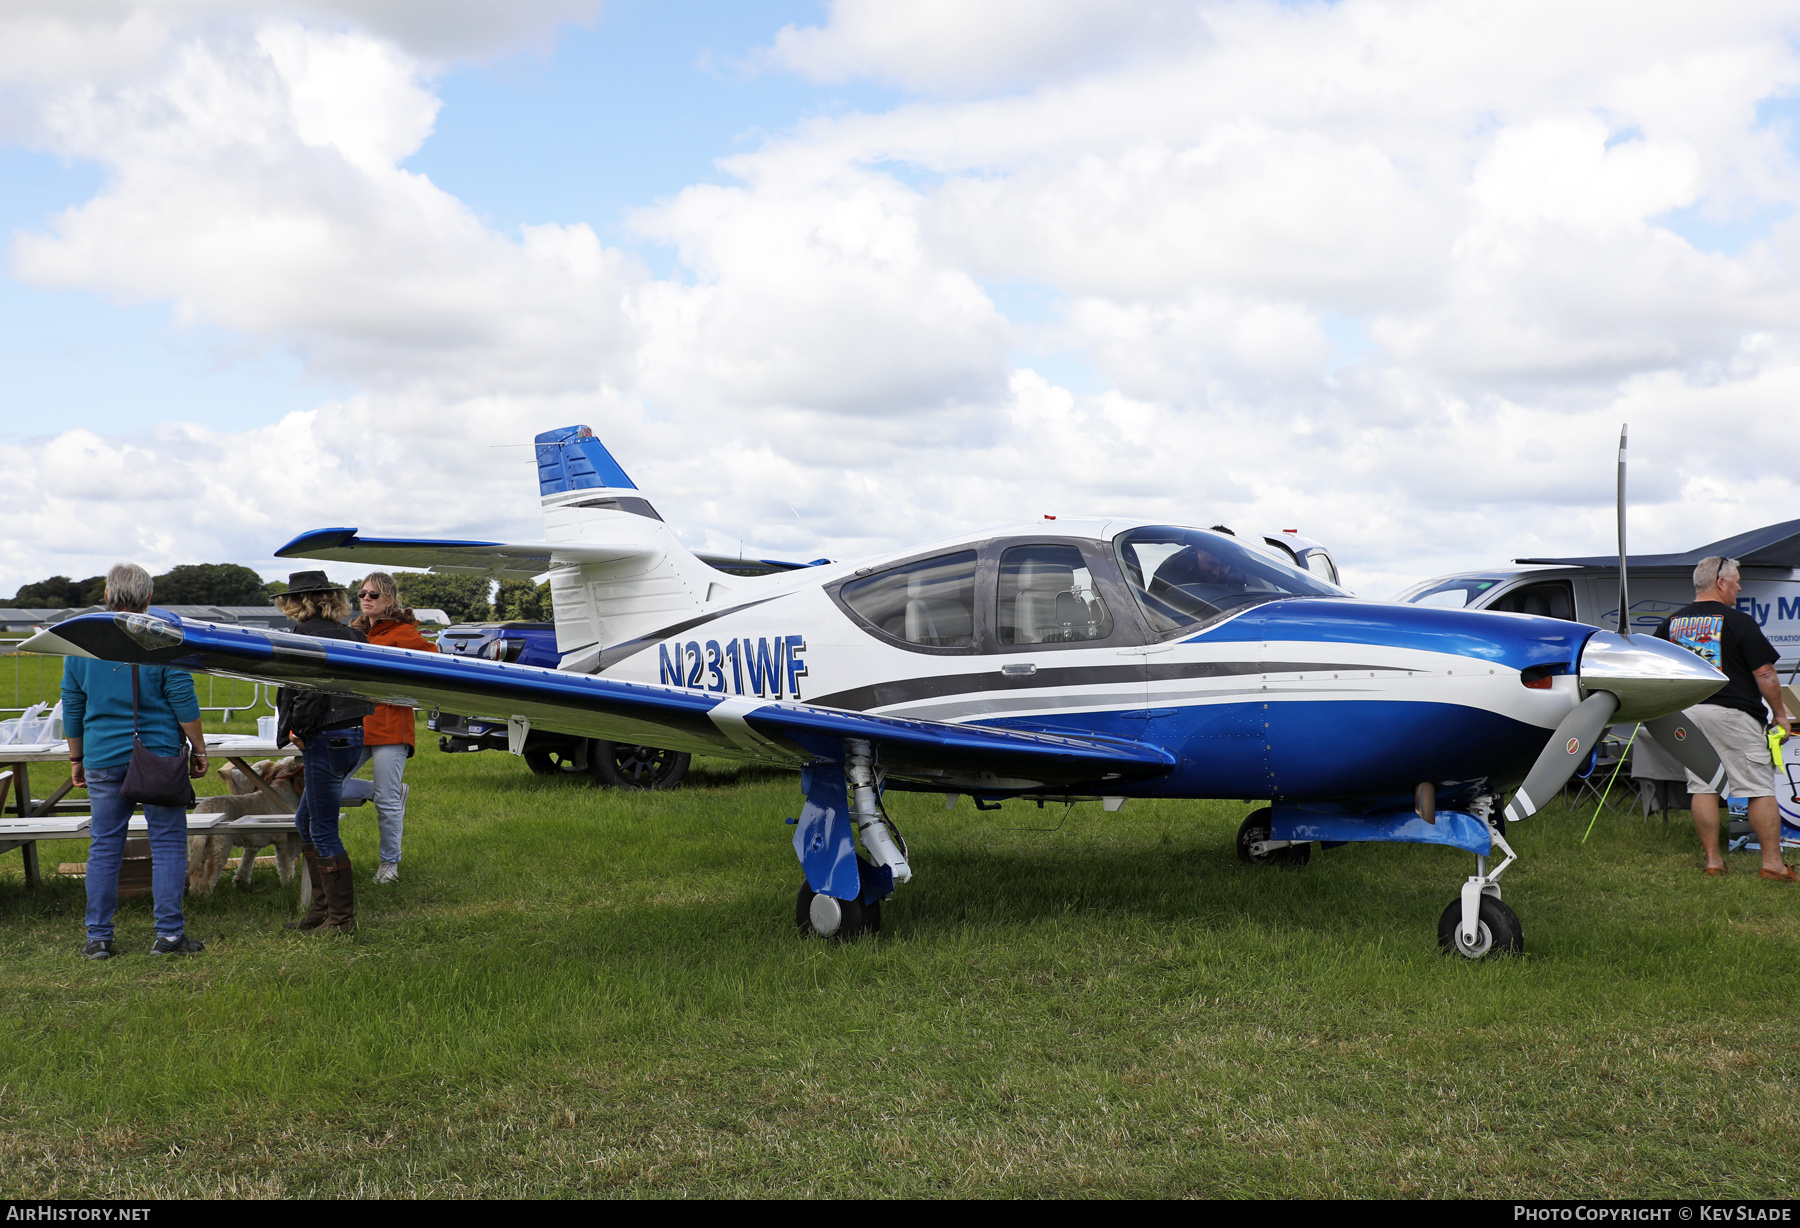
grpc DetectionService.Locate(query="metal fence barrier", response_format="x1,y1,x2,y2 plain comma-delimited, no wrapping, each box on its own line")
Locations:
0,638,274,721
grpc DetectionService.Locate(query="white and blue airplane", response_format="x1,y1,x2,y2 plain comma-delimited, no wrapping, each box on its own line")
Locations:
26,425,1728,957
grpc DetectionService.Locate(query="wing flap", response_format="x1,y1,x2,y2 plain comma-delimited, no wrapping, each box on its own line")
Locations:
28,613,1177,792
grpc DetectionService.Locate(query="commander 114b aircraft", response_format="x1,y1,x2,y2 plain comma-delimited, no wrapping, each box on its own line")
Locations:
27,425,1730,958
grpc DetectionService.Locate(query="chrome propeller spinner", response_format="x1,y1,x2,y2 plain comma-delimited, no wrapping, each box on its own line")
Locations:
1502,426,1725,823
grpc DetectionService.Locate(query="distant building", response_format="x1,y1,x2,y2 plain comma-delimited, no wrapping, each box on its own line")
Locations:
16,604,297,632
0,609,72,633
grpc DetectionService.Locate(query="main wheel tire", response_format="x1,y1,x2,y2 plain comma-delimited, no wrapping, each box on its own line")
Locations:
591,742,691,790
794,881,881,941
522,746,589,777
1236,807,1311,866
1437,894,1523,959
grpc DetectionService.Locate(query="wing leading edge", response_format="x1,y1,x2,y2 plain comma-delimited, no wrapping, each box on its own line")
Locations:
275,528,656,580
25,613,1177,794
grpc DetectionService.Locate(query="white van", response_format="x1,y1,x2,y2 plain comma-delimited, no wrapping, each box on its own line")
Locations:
1396,517,1800,673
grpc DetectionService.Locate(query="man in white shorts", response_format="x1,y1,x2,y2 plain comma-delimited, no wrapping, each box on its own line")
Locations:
1654,556,1794,879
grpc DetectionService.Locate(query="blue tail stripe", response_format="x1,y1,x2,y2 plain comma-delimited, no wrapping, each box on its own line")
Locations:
535,425,637,494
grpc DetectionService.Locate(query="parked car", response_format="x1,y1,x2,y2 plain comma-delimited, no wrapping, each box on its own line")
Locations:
427,621,690,789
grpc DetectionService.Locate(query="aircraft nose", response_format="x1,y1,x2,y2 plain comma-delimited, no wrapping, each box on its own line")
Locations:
1576,630,1725,724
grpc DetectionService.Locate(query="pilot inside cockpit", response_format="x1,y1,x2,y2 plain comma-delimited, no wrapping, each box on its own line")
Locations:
1148,542,1244,603
1115,525,1342,633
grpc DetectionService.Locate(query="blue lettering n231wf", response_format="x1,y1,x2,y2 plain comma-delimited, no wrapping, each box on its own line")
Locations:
662,636,806,699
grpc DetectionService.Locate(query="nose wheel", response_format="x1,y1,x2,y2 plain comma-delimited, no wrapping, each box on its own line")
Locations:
1437,894,1522,959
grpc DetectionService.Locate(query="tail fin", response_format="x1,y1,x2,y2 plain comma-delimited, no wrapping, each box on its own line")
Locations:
536,426,732,669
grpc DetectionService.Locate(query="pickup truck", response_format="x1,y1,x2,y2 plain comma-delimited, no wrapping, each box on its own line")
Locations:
425,621,690,789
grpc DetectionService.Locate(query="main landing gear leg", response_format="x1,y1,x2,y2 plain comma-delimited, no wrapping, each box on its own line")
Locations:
1438,820,1523,959
791,739,912,941
1236,807,1310,867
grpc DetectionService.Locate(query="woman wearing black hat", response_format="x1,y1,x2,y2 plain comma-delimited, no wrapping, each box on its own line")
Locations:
272,570,375,934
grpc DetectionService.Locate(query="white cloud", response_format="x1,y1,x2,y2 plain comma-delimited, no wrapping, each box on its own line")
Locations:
0,2,597,85
761,0,1208,97
10,21,640,396
629,167,1007,417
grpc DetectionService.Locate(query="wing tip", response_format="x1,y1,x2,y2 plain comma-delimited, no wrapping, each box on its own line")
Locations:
275,527,359,559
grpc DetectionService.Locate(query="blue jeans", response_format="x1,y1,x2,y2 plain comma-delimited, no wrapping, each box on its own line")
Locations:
294,725,364,859
341,742,408,863
84,764,187,941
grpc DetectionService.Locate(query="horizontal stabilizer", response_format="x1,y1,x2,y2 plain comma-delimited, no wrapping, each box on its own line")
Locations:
27,614,1179,795
276,528,656,580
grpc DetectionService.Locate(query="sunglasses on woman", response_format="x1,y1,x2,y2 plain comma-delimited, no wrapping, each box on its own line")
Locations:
357,590,382,600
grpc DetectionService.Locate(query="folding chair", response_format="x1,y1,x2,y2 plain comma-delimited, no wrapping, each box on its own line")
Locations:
1565,729,1634,813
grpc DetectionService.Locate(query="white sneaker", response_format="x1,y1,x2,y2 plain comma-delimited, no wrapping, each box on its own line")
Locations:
374,861,400,884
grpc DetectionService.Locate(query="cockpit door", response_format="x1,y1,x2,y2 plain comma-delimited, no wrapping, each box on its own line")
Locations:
983,538,1152,744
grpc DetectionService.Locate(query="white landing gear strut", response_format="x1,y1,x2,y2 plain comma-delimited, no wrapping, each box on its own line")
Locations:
1443,817,1524,959
845,739,911,886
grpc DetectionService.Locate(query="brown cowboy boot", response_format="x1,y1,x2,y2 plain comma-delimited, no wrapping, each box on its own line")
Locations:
318,854,357,934
283,844,328,931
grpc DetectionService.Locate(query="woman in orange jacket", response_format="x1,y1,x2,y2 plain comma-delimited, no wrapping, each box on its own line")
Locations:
341,571,439,883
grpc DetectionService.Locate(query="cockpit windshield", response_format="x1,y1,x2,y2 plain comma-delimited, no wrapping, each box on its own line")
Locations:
1114,526,1346,634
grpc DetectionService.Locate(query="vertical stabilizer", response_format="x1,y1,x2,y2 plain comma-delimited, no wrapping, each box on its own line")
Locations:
535,426,721,669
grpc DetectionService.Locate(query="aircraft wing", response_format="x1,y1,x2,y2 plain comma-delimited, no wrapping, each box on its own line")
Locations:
276,528,656,580
25,613,1177,793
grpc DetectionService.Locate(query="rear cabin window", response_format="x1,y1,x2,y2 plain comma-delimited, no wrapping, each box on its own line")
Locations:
1304,552,1341,586
840,551,978,648
997,544,1113,644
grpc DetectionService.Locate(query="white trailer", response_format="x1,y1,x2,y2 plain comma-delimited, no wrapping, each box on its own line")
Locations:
1396,517,1800,674
1397,518,1800,826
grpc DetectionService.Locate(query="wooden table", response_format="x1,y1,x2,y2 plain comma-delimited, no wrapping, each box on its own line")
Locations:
0,736,299,888
0,742,82,885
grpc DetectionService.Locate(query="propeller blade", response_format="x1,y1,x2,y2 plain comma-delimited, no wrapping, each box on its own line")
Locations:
1617,423,1630,636
1641,712,1726,794
1503,692,1621,822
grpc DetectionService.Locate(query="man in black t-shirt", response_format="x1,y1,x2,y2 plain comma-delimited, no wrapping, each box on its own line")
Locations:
1654,556,1794,880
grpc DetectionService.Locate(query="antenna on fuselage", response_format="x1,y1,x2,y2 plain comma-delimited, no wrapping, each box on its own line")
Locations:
782,499,827,557
1616,423,1630,638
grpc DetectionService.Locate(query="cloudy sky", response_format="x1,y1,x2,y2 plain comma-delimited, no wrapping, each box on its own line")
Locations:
2,0,1798,601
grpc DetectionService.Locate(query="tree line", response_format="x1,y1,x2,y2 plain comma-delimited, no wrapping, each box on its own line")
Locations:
8,567,551,626
396,576,552,624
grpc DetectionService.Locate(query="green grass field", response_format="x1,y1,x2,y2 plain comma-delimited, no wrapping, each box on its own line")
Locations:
3,712,1799,1198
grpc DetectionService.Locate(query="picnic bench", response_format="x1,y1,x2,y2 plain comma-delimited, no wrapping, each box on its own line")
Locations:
0,735,302,889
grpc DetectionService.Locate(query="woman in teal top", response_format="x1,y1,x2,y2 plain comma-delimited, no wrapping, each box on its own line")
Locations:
61,563,208,959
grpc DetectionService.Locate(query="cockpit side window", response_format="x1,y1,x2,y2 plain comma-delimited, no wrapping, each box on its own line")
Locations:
997,544,1114,645
839,551,978,649
1488,580,1576,621
1114,526,1344,634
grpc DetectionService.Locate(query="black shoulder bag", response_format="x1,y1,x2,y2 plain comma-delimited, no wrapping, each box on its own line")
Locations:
121,664,197,808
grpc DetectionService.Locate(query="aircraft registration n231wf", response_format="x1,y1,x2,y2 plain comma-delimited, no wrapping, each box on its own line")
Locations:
27,425,1729,958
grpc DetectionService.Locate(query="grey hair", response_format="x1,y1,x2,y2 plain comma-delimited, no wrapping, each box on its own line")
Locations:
1693,556,1740,593
104,562,153,612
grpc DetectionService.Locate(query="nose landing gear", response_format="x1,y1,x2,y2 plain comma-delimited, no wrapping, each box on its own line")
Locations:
1440,819,1523,960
